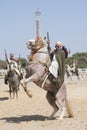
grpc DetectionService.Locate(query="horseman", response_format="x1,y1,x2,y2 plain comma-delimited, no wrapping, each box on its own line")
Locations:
71,59,79,78
20,36,73,119
49,41,70,86
4,53,22,84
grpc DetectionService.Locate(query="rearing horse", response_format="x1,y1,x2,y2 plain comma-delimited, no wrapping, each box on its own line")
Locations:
21,36,73,120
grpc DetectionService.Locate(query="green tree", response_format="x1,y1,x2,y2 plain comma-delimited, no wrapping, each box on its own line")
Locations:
66,52,87,68
20,58,28,68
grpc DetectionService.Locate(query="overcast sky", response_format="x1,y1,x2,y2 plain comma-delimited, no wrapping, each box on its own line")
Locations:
0,0,87,60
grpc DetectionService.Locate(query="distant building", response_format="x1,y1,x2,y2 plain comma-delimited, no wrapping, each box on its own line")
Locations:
35,9,41,37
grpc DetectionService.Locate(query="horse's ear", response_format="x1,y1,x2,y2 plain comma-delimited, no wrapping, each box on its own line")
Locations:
44,37,46,40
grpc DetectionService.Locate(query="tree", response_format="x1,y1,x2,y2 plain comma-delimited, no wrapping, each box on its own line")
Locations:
19,58,28,68
0,60,7,69
0,52,87,69
66,52,87,68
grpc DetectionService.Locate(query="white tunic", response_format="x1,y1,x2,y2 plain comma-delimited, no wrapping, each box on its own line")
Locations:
49,54,59,78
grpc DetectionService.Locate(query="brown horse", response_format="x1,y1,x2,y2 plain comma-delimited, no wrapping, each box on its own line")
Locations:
21,36,73,120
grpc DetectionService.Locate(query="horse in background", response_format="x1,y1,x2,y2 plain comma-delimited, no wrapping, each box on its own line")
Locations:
66,64,73,81
21,36,73,120
8,62,20,98
66,63,81,82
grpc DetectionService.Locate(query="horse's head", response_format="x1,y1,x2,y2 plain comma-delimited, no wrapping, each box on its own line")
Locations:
26,36,50,65
9,61,16,71
26,36,46,51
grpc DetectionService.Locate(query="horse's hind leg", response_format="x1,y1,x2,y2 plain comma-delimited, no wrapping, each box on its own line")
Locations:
14,87,18,99
46,91,59,120
9,86,12,99
55,83,66,120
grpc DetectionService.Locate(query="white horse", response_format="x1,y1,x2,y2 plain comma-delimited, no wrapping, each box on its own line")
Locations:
21,36,73,120
66,64,73,81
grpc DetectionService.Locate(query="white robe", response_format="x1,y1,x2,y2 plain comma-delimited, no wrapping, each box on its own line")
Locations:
49,54,59,78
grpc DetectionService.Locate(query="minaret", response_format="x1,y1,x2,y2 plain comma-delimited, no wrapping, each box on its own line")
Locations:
35,9,41,37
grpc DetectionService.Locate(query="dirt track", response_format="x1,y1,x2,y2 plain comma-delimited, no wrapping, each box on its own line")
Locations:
0,76,87,130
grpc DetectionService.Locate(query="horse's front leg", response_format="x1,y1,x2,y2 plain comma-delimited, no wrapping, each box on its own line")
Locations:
20,80,32,98
20,73,39,98
15,86,18,99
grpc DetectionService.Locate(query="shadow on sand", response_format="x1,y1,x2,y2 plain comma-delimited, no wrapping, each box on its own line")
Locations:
0,97,9,101
0,115,55,123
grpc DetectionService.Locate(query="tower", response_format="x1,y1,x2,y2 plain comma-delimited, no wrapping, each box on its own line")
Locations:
35,9,41,37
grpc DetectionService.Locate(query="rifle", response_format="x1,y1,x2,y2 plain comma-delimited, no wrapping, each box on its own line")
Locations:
18,53,21,72
47,32,51,53
4,49,9,63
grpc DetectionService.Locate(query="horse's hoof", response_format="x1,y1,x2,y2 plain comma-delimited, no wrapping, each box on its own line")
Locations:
58,117,63,120
24,79,29,85
47,116,55,120
20,80,25,87
29,94,32,98
20,80,23,84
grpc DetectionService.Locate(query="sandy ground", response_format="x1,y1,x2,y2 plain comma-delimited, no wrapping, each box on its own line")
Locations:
0,76,87,130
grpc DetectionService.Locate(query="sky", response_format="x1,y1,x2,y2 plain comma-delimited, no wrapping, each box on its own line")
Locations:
0,0,87,60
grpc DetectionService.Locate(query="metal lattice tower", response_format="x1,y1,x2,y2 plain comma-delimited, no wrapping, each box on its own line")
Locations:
35,9,41,37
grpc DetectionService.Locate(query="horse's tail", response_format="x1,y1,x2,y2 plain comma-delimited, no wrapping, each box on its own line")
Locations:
65,99,74,118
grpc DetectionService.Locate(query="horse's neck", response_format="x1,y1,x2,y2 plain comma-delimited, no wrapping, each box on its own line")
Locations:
37,46,48,53
30,46,51,65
